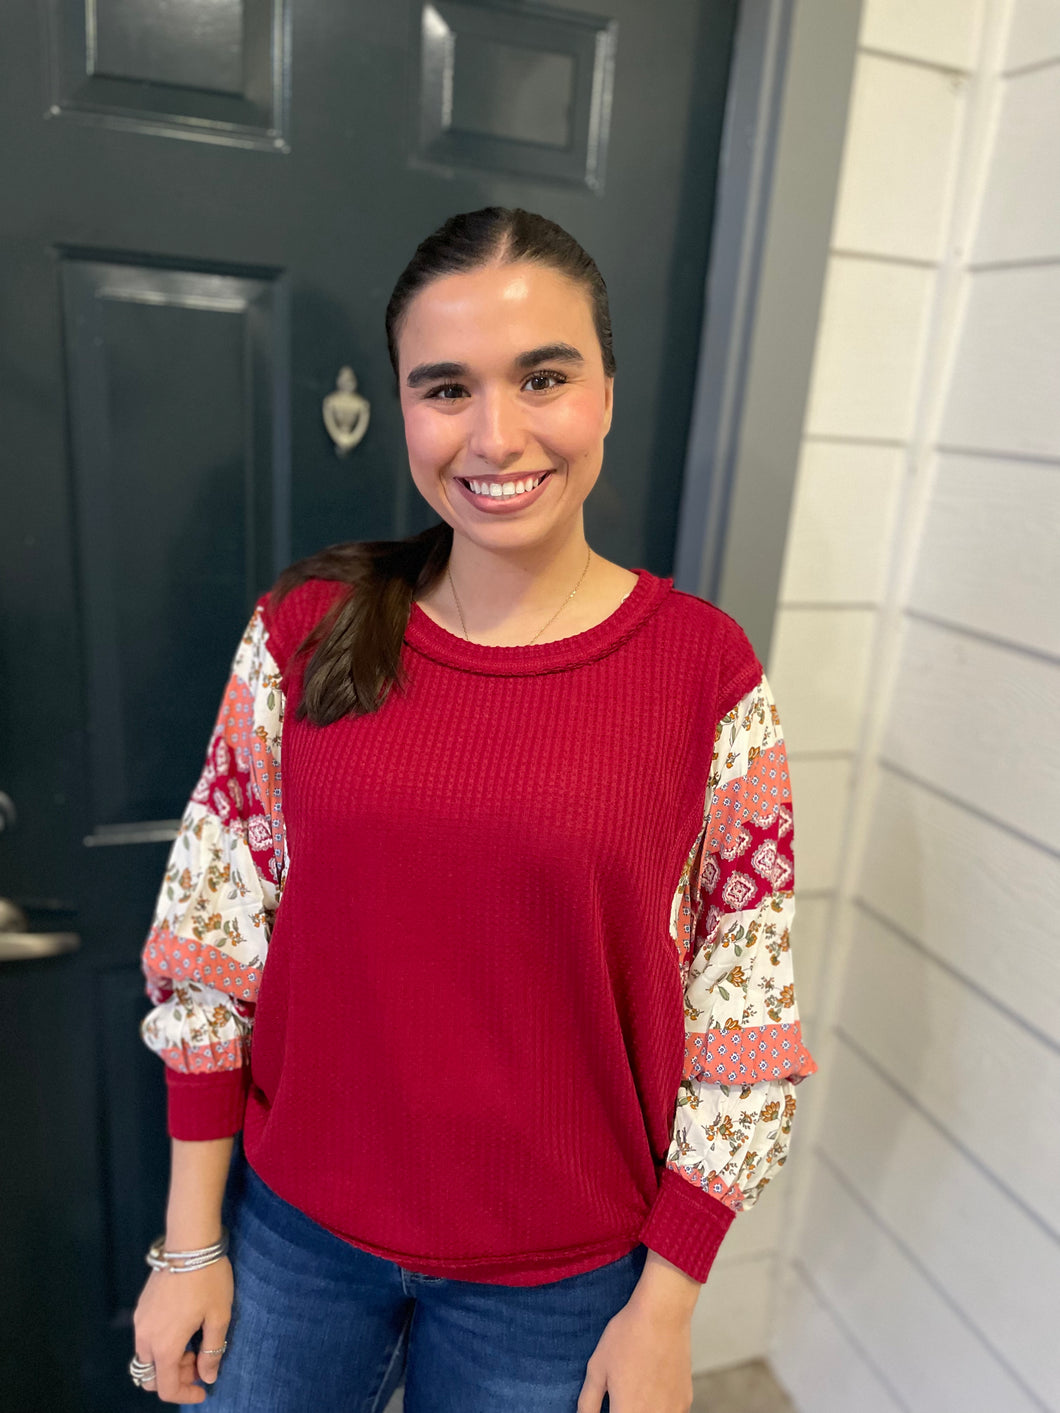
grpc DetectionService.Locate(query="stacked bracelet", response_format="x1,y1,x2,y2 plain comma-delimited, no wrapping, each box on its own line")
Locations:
145,1227,229,1273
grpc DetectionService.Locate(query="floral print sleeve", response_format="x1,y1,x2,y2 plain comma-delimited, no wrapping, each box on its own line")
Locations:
641,671,818,1283
138,596,286,1140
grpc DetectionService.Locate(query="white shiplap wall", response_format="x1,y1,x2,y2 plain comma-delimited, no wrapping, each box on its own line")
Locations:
764,1,1060,1410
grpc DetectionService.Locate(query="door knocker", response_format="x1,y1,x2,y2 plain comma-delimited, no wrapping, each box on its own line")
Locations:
323,366,371,456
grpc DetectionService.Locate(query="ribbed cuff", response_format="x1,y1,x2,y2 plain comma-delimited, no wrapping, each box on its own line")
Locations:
165,1066,249,1140
638,1168,738,1284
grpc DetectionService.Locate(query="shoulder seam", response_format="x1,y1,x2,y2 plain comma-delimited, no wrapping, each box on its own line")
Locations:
659,586,764,717
718,661,765,720
254,591,290,675
258,579,349,676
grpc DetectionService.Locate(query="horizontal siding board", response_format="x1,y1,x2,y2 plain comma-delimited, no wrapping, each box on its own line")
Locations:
973,65,1060,263
939,266,1060,457
794,1154,1042,1413
820,1038,1060,1408
839,907,1060,1235
770,607,878,753
713,1185,783,1265
880,616,1060,850
787,893,832,1029
805,257,935,441
771,1261,906,1413
1003,0,1060,71
859,768,1060,1042
859,0,984,70
785,756,855,892
690,1253,772,1373
778,440,905,605
908,452,1060,657
832,52,964,262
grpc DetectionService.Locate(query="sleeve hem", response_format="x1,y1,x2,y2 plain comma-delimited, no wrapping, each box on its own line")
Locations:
638,1167,737,1285
165,1065,250,1140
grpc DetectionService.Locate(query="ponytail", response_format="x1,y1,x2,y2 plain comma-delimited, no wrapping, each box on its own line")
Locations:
269,520,453,725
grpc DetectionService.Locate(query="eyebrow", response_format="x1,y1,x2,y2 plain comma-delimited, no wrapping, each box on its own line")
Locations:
405,342,585,389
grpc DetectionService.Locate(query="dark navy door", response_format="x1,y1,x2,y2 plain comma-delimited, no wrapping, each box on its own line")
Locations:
0,1,736,1407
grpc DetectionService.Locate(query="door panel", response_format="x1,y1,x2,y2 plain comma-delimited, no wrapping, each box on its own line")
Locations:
61,258,289,835
415,1,614,188
47,0,289,149
0,2,737,1407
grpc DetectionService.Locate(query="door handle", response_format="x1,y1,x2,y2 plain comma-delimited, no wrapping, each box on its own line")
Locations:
0,897,80,962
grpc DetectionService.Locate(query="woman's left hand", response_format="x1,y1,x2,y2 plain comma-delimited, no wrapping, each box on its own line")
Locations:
576,1297,694,1412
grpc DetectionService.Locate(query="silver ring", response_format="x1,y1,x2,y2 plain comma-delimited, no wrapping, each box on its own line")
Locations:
201,1342,228,1355
129,1355,156,1387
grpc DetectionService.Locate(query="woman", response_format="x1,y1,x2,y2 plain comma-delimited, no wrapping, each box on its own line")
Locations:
131,207,817,1412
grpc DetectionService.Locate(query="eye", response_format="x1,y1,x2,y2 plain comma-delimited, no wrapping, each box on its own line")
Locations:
523,369,567,393
423,368,568,400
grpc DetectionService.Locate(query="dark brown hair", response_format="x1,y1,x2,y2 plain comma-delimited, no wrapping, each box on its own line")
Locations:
272,207,615,725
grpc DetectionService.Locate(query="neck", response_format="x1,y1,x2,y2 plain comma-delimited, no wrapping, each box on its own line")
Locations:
443,527,593,631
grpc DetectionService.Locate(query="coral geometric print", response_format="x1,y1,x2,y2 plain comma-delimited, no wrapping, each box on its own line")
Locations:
139,598,286,1084
665,672,817,1215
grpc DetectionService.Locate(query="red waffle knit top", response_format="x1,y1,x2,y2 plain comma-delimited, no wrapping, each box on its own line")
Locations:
140,566,817,1287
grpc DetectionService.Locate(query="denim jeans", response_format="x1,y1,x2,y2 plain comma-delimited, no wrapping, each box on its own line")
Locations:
183,1138,648,1412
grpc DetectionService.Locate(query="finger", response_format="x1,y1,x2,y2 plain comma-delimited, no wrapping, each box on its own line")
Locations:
178,1349,207,1404
155,1349,205,1405
133,1349,158,1394
155,1349,198,1404
196,1317,231,1386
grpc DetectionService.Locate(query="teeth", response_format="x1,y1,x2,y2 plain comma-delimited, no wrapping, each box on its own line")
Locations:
467,474,544,497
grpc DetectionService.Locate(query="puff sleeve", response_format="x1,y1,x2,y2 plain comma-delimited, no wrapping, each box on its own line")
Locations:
639,670,818,1283
138,595,287,1140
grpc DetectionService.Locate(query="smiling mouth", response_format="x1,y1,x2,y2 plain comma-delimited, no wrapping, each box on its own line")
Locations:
457,471,553,499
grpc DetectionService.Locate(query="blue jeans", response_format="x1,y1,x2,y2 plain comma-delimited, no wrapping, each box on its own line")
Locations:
183,1139,648,1411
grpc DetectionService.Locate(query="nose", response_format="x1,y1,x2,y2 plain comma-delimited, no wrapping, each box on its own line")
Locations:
467,386,528,468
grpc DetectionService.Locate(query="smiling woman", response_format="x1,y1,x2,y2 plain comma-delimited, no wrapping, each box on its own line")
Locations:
133,207,817,1413
389,213,629,655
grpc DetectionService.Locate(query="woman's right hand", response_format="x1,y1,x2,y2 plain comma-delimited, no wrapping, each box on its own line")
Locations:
132,1257,234,1403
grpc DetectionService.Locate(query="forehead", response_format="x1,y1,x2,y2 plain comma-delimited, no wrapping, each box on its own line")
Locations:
398,261,596,362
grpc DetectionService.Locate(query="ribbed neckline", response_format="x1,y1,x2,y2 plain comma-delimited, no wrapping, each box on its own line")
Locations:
403,566,673,676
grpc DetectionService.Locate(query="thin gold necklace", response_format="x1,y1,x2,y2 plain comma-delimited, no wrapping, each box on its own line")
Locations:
447,546,593,645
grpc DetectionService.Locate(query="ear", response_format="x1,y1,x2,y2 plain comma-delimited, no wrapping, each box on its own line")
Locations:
602,376,614,438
